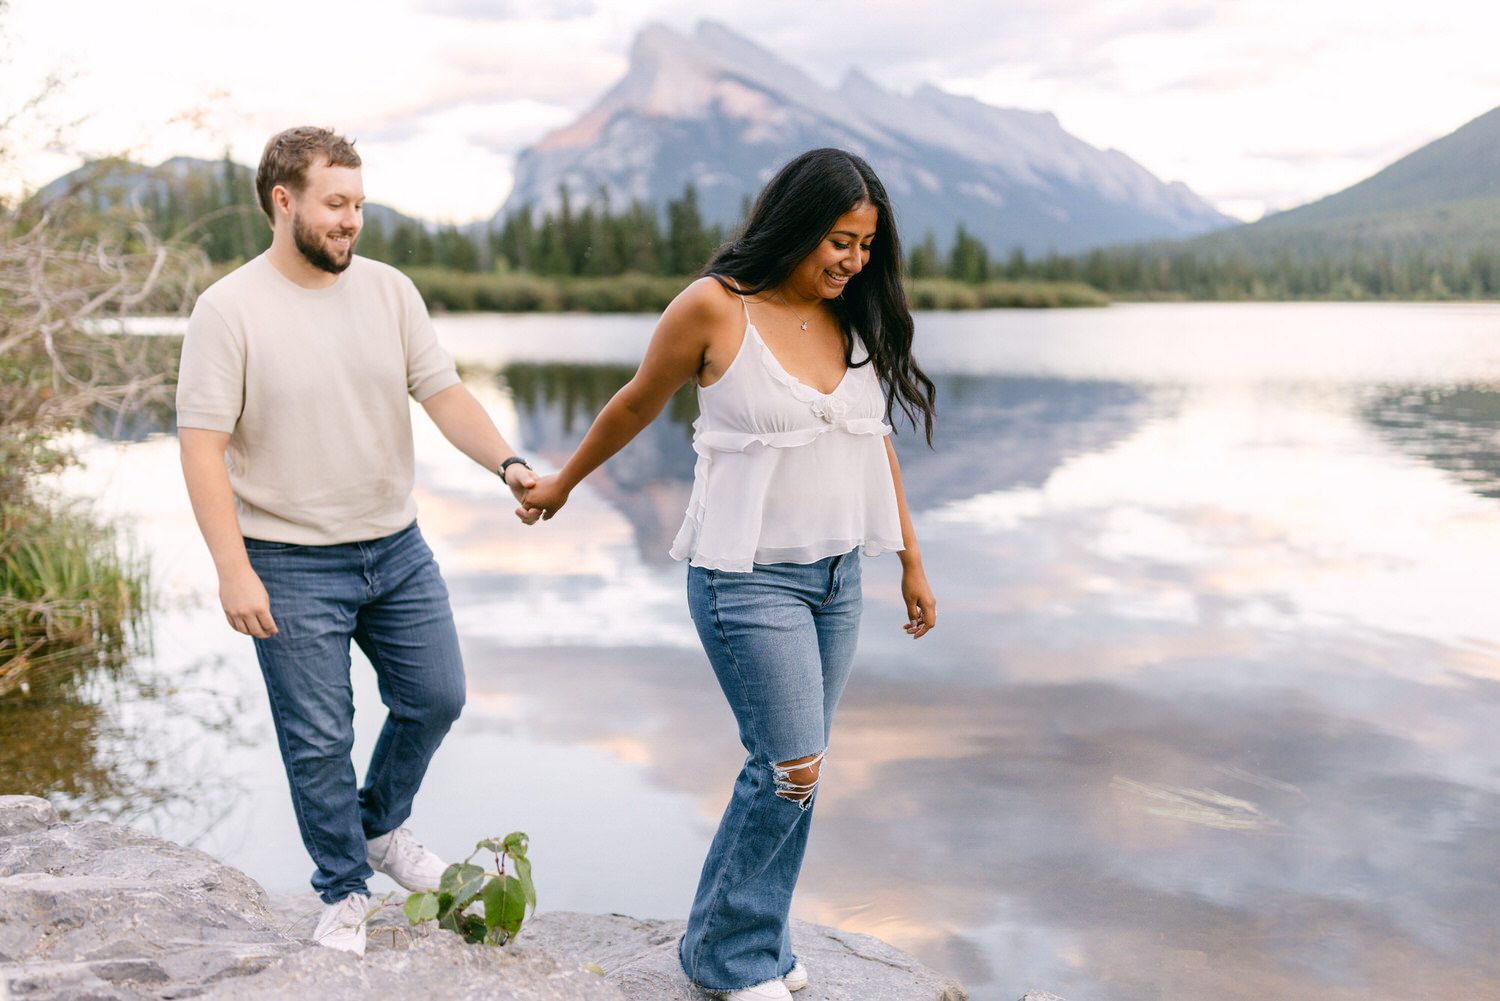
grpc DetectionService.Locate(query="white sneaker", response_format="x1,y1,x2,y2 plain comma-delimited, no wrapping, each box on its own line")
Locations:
313,892,369,955
717,980,793,1000
782,959,807,992
367,826,448,892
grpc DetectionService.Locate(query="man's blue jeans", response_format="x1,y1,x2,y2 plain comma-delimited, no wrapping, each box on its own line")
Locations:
244,521,465,904
679,551,863,992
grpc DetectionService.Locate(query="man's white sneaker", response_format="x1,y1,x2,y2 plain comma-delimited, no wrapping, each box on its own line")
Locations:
367,826,448,892
717,979,793,1000
312,892,369,955
782,959,807,992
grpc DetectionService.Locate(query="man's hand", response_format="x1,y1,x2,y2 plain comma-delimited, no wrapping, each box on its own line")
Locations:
503,461,543,524
220,563,278,638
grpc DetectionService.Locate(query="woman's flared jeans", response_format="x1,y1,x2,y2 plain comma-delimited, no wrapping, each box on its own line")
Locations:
680,551,862,991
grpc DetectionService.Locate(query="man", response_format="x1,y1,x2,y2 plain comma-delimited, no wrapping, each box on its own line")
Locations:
177,126,538,956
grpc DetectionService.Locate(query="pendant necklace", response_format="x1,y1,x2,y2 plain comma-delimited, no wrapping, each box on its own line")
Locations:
777,291,809,331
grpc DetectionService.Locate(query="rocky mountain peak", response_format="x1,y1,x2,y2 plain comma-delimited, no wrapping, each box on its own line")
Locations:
506,20,1234,254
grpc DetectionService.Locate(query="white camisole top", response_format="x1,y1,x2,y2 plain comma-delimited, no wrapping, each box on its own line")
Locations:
669,294,905,572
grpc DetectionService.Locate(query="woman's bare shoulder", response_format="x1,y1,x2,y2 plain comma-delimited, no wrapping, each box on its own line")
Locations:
652,277,749,386
665,275,745,326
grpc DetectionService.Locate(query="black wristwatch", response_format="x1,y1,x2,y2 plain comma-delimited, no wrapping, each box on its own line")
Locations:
499,455,532,479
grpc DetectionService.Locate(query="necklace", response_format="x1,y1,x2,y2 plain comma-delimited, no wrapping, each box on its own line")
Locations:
777,291,809,331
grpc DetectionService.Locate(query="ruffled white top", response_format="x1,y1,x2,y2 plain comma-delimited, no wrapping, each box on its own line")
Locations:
669,305,905,572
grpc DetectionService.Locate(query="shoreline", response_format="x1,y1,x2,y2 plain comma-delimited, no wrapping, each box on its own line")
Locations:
0,795,980,1001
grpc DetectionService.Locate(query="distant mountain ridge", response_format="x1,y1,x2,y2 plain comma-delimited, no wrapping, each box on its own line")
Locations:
1178,104,1500,261
37,155,421,234
501,20,1235,256
1272,105,1500,221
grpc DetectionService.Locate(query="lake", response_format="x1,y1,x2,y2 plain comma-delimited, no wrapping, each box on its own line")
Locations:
44,302,1500,1001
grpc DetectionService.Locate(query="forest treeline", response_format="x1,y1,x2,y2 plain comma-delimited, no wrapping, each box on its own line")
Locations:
112,157,1101,308
1016,243,1500,300
118,155,731,277
66,155,1500,304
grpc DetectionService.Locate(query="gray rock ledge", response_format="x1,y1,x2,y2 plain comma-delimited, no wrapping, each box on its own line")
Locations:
0,794,1027,1001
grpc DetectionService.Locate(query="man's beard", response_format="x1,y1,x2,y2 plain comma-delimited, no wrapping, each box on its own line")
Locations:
292,212,356,275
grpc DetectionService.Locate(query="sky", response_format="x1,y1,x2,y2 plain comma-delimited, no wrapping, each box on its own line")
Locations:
2,0,1497,224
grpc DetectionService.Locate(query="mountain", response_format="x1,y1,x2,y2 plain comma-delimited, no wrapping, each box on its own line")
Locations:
499,21,1234,256
37,155,422,231
38,155,236,211
36,155,429,263
1178,104,1500,261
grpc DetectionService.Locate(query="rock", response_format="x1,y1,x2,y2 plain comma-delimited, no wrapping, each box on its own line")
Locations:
521,912,970,1001
0,798,57,840
0,797,301,1000
0,795,979,1001
193,930,623,1001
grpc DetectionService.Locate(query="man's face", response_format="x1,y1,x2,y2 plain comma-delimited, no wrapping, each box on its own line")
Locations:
287,161,364,274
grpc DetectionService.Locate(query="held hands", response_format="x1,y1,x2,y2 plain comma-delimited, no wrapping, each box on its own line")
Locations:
503,461,543,526
901,563,937,639
516,473,571,524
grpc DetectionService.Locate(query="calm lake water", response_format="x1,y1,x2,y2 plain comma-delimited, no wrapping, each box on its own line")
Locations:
47,302,1500,1001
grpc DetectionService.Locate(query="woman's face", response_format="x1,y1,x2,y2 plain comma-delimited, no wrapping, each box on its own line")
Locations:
786,201,878,300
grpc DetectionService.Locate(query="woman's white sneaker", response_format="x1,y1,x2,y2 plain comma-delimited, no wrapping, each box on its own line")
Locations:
312,892,370,955
717,979,793,1000
782,959,807,992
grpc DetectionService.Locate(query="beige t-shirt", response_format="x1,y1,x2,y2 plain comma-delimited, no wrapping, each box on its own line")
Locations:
176,254,461,545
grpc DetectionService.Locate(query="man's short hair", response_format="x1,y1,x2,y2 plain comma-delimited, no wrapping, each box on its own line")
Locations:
254,127,361,222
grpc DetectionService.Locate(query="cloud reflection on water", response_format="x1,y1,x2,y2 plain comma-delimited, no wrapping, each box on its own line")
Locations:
431,330,1500,1001
38,306,1500,1001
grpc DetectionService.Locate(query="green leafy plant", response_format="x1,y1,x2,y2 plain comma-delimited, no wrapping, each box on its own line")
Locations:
402,833,535,945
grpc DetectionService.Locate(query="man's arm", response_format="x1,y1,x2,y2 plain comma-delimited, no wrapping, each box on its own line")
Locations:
420,383,540,522
178,428,278,638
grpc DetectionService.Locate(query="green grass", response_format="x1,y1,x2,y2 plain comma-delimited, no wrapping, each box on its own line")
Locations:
406,269,694,313
906,277,1110,309
0,499,146,698
400,268,1110,313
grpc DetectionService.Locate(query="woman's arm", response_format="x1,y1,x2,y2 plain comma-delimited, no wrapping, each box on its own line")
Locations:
521,278,736,519
886,437,936,638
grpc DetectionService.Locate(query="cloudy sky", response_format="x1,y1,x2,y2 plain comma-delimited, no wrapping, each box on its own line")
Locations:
2,0,1496,223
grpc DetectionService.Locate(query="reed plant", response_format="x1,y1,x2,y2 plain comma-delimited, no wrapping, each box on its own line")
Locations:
0,499,144,697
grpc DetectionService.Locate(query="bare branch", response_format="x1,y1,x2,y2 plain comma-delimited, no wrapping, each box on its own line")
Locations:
0,206,210,465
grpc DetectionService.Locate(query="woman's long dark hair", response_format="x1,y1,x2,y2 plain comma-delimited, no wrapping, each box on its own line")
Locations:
704,148,937,445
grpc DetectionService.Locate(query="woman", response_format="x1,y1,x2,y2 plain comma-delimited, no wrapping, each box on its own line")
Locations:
519,147,937,1001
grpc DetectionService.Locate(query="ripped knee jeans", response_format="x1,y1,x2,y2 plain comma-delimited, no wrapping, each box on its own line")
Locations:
679,551,862,992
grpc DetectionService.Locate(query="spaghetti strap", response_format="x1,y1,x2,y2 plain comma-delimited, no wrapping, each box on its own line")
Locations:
720,275,750,322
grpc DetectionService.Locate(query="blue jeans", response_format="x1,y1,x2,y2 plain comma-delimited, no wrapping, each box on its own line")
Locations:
679,552,863,991
244,521,466,904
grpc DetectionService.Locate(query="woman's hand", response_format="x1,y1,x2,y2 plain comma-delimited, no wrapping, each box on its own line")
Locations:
900,562,936,638
519,473,571,523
